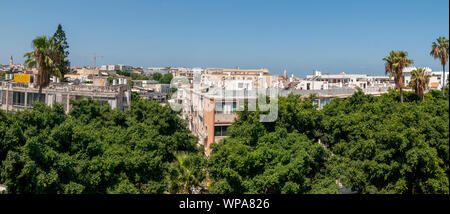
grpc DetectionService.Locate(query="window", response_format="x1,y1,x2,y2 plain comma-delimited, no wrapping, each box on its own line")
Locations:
123,96,128,105
27,93,45,106
215,101,237,114
215,102,223,113
229,102,237,113
214,126,229,136
47,94,55,106
312,99,319,107
13,92,26,106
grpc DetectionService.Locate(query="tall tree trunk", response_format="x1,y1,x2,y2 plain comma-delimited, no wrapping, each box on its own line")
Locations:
38,71,43,103
422,88,425,101
37,66,43,101
400,87,404,103
443,65,446,96
38,85,43,102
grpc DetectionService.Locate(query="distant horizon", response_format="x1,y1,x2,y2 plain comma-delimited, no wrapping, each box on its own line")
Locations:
1,0,448,77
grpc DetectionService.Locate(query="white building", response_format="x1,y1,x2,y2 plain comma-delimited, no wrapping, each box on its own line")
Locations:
200,68,275,91
296,80,329,90
402,67,444,90
100,64,124,71
107,64,118,71
305,71,394,90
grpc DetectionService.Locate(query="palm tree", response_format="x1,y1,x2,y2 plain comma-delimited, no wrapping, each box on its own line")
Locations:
409,68,430,101
430,36,449,96
383,51,413,103
167,152,202,194
24,36,64,97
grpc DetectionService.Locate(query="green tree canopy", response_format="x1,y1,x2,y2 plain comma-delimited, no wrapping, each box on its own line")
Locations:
152,72,162,81
1,89,448,194
208,89,448,194
0,97,203,194
207,95,337,194
320,90,449,193
52,24,70,77
159,73,173,84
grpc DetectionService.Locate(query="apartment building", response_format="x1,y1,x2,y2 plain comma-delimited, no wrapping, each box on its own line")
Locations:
131,80,171,102
171,67,199,81
172,68,278,155
176,84,261,156
202,68,275,90
132,80,170,93
0,77,131,113
305,71,394,90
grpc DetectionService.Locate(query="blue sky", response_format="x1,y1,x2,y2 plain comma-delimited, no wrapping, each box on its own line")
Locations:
0,0,448,77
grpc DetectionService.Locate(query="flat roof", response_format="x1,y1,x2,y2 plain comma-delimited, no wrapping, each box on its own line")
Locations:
222,69,269,73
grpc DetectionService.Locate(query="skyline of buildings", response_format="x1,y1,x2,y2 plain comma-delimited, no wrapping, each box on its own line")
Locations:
3,59,447,82
2,60,448,78
168,66,445,156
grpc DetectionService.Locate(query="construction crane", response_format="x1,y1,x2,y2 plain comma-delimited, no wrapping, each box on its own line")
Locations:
77,54,104,68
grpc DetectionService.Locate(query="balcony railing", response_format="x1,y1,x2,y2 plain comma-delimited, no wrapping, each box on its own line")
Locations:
1,81,129,93
214,113,236,123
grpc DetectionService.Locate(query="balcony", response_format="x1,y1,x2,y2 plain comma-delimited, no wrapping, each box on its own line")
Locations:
214,113,236,124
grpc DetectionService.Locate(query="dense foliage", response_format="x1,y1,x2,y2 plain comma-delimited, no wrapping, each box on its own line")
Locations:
0,88,448,194
114,71,173,83
115,70,149,81
0,97,204,193
320,90,449,194
151,72,173,84
208,95,338,194
151,72,162,81
208,89,449,194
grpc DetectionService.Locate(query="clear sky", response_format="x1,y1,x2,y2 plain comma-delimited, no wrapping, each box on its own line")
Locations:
0,0,448,77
